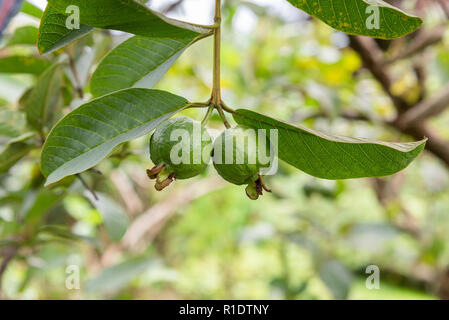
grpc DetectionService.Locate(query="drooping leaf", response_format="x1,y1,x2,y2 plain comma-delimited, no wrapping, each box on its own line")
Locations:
233,109,426,179
0,133,35,173
23,189,62,224
86,255,155,293
85,192,129,242
41,88,188,186
21,1,43,19
23,63,63,131
0,109,27,138
37,225,100,246
91,36,197,97
46,0,211,38
319,260,353,299
0,220,23,240
6,25,38,46
37,5,93,54
0,56,52,74
285,0,422,39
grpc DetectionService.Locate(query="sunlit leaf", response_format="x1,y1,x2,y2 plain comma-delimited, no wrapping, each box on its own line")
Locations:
21,1,43,19
0,56,52,74
37,6,93,54
233,109,426,179
91,36,199,97
41,88,188,185
23,63,63,131
46,0,211,38
285,0,422,39
7,25,38,46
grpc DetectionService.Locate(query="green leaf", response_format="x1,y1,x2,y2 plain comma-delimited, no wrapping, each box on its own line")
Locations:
91,36,197,97
41,88,188,186
23,190,62,224
37,6,93,54
21,1,44,19
285,0,422,39
233,109,426,179
0,56,52,74
7,26,38,46
0,109,27,138
0,134,35,174
24,64,63,131
86,255,155,293
37,225,100,246
46,0,211,38
319,260,353,299
85,192,129,242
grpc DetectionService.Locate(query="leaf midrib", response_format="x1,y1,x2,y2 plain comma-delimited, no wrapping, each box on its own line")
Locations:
234,109,426,152
43,90,187,175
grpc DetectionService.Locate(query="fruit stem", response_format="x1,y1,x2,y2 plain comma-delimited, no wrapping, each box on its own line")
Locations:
217,104,231,128
209,0,231,129
201,104,215,126
221,101,235,114
211,0,222,106
188,102,210,108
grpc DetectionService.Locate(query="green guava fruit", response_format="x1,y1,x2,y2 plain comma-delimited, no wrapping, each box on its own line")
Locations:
212,126,272,200
147,116,212,190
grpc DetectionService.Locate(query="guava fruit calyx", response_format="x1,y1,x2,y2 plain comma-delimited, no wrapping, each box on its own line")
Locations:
245,174,271,200
146,163,175,191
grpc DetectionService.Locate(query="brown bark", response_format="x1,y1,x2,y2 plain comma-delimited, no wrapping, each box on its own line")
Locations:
349,35,449,167
0,244,19,295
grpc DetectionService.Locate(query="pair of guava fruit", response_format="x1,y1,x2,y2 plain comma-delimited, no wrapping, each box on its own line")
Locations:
147,116,271,200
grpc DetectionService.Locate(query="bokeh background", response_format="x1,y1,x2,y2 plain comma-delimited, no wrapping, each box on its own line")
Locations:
1,0,449,299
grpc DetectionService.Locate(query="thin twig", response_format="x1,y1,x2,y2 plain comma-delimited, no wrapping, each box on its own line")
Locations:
209,0,231,128
221,102,235,114
187,102,210,108
201,104,215,125
386,24,447,64
217,104,231,128
76,174,98,200
211,0,222,106
349,35,449,167
399,83,449,126
88,168,103,175
162,0,184,14
67,51,84,99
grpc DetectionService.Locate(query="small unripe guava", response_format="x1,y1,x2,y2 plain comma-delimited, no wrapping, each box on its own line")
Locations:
148,116,212,190
212,126,271,200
